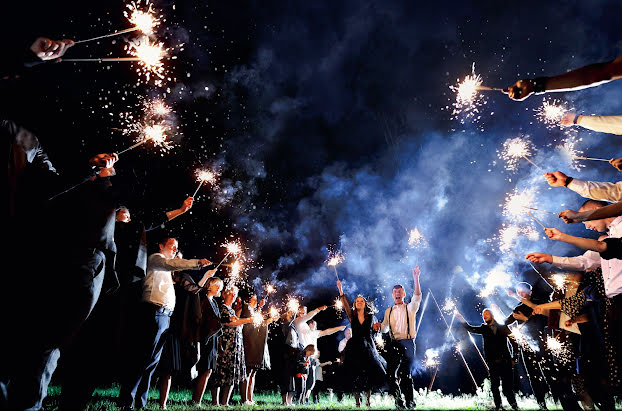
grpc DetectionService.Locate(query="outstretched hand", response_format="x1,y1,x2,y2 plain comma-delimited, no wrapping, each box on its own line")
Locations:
505,79,535,101
525,252,552,264
336,280,343,295
560,112,577,126
413,265,421,279
609,158,622,172
30,37,74,61
544,227,565,241
544,171,570,187
180,196,194,212
558,209,583,224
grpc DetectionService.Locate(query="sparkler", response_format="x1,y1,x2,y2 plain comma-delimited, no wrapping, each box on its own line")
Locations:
498,137,542,171
213,240,244,270
269,306,280,319
442,299,456,315
117,122,171,155
374,334,385,350
147,99,171,117
478,266,511,298
265,284,276,295
572,156,611,162
125,36,167,84
429,292,478,390
407,227,428,249
227,260,243,285
550,274,566,291
557,136,585,171
252,311,264,328
326,250,345,281
334,296,344,312
449,64,490,123
73,1,160,44
424,348,440,368
193,168,218,197
534,99,570,128
286,297,300,314
416,290,431,334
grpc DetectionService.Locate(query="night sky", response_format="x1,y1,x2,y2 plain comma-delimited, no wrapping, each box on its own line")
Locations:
3,0,622,393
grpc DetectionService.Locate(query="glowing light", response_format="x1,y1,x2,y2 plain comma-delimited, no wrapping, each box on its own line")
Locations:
408,227,428,249
535,99,569,128
286,297,300,313
478,266,511,297
326,250,345,267
510,326,538,352
551,274,566,291
450,63,486,122
374,334,385,350
221,241,243,257
252,311,264,328
558,136,585,171
269,306,280,319
442,299,456,314
334,297,344,312
195,169,218,185
498,136,540,171
124,1,161,35
265,284,276,295
546,335,570,363
147,99,171,116
424,348,440,368
125,36,167,85
502,188,537,222
228,260,243,285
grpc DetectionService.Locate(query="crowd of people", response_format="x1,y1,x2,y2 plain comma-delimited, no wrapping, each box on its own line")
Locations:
2,31,621,411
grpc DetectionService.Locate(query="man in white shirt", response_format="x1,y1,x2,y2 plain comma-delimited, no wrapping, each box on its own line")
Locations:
560,113,622,135
119,237,211,410
373,266,422,409
544,171,621,202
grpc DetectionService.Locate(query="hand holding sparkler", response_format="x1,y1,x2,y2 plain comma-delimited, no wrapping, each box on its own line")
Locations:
610,158,622,171
31,37,74,61
525,252,552,264
544,171,572,187
193,168,218,197
336,280,344,296
504,78,542,101
544,227,565,241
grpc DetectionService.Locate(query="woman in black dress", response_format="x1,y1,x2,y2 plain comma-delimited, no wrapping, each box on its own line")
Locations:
240,294,276,405
337,280,387,408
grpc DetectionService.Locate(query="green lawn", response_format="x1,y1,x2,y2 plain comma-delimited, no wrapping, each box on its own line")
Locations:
42,383,593,410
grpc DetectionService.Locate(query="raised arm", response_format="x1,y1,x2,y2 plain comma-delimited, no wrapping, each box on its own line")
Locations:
337,280,353,323
408,265,422,313
454,312,483,334
318,325,347,338
149,254,210,271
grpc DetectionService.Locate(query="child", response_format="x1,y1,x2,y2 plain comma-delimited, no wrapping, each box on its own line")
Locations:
294,344,315,404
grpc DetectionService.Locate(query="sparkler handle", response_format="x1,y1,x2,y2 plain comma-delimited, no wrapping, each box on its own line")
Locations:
117,138,149,156
213,253,230,270
332,266,340,282
192,180,204,197
73,27,139,44
521,155,543,171
574,156,610,162
527,211,546,230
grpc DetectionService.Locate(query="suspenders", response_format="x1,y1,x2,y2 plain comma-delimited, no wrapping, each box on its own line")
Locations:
388,303,411,340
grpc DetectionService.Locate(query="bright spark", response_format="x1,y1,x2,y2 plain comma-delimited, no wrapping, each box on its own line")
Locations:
195,169,218,185
502,188,537,223
326,250,345,267
498,137,535,171
126,36,167,85
450,63,486,123
374,334,385,350
334,297,344,312
252,311,264,328
424,348,440,368
558,136,585,171
124,1,160,35
286,297,300,313
407,227,428,249
535,99,569,128
551,274,566,291
265,284,276,295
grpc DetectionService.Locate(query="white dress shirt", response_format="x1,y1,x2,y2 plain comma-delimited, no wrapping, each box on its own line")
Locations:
142,253,203,310
567,179,622,202
551,216,622,298
577,114,622,136
380,292,422,340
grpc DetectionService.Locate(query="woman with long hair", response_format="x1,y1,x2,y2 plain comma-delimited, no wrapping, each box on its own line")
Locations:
336,280,388,407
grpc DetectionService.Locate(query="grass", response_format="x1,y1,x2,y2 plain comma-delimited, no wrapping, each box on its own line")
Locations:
42,382,602,410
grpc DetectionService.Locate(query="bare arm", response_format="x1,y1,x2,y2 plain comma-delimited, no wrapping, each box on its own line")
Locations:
165,197,194,221
318,325,347,338
559,202,622,224
545,228,607,253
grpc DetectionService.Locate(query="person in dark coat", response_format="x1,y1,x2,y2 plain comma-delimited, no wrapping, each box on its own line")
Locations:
192,277,224,405
455,309,518,410
158,264,216,409
294,345,316,404
337,280,388,408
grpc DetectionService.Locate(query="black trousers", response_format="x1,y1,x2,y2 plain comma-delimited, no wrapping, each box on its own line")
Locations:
118,303,171,409
489,360,516,409
2,250,106,411
385,338,416,407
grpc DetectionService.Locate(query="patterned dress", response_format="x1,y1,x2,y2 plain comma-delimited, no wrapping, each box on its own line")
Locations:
211,303,247,386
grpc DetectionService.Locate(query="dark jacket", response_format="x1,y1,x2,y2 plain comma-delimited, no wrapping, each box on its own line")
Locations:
462,321,515,364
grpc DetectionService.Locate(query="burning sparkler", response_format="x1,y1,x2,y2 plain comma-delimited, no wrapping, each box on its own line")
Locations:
126,36,167,84
73,0,161,44
551,273,566,291
424,348,440,368
193,168,219,197
334,296,344,312
326,250,345,281
213,240,244,270
286,297,300,314
502,188,536,222
374,334,385,350
449,63,498,122
478,266,512,298
557,136,585,171
535,99,570,128
265,284,276,295
407,227,428,249
498,136,542,171
252,311,264,328
546,335,570,363
117,122,171,155
228,260,243,285
147,98,171,117
269,306,280,319
441,299,456,314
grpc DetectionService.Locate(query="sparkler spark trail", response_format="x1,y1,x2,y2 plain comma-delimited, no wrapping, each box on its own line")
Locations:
424,348,440,368
125,36,167,85
478,265,511,298
265,284,276,295
546,335,570,363
213,240,244,270
117,122,172,155
193,168,219,197
147,99,171,117
441,299,456,314
326,250,345,281
407,227,428,249
73,0,160,44
227,260,243,285
449,63,488,123
334,297,344,312
557,136,585,171
498,137,542,171
374,334,385,350
269,306,280,319
551,274,566,291
502,188,537,223
286,297,300,314
535,99,570,128
252,311,264,328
